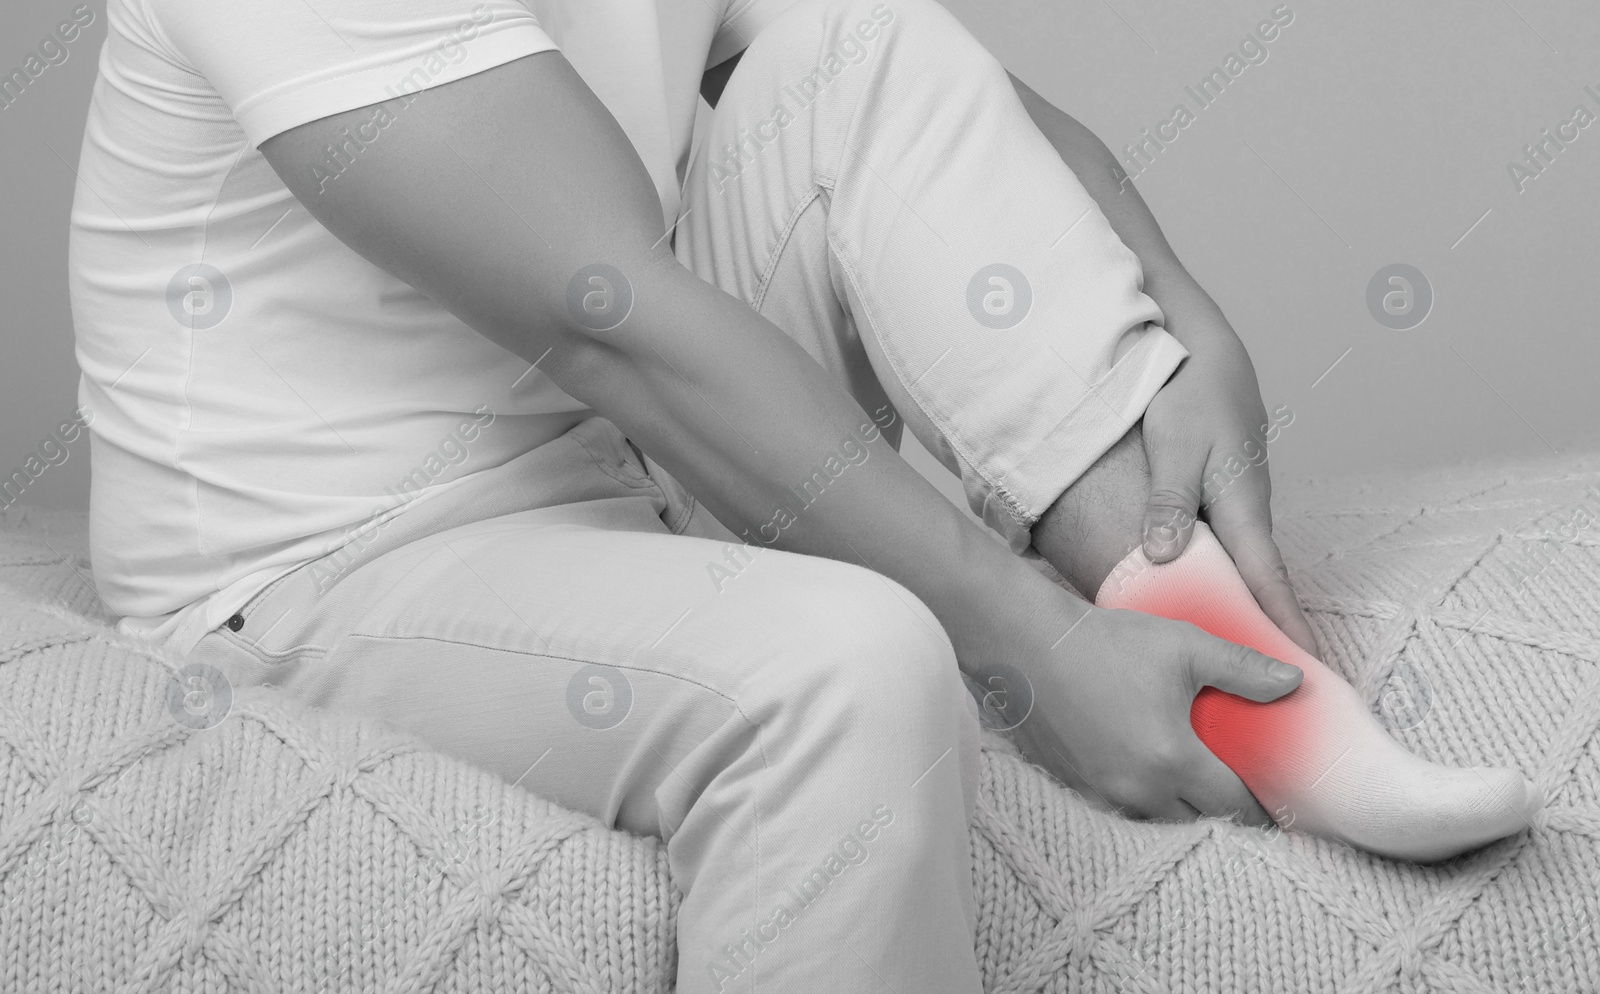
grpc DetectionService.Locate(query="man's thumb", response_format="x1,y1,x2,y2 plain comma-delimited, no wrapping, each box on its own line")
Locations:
1196,642,1303,703
1142,445,1206,563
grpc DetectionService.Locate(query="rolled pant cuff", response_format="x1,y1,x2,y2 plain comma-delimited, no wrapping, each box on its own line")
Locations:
981,323,1189,553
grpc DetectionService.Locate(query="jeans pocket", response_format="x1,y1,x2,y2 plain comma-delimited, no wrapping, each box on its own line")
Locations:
614,419,732,537
185,574,305,691
640,451,723,537
203,560,329,667
619,429,707,537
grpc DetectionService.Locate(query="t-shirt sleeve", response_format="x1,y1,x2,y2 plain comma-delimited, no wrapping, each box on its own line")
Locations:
707,0,807,69
143,0,560,146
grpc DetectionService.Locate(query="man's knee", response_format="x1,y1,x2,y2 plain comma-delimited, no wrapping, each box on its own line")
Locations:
767,560,967,729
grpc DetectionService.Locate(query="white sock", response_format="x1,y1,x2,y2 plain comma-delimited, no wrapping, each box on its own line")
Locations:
1095,521,1542,862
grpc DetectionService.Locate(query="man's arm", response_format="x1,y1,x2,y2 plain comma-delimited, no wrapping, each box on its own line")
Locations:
259,50,1300,824
1008,72,1319,657
263,53,1005,654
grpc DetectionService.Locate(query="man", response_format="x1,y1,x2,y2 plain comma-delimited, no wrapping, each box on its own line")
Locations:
71,0,1538,989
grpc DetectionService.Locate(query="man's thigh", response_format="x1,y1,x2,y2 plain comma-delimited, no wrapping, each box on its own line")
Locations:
199,491,967,839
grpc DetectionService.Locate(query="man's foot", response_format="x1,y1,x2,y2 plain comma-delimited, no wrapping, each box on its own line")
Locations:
1095,521,1543,863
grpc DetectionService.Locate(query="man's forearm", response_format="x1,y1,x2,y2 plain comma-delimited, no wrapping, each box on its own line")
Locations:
553,257,1078,675
261,53,1077,684
1007,73,1233,348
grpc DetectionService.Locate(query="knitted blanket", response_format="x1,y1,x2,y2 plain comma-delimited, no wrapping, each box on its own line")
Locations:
3,450,1598,993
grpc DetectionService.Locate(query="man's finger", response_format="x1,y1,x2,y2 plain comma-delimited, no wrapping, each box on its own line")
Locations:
1141,431,1208,564
1189,637,1302,703
1180,743,1273,827
1207,494,1322,658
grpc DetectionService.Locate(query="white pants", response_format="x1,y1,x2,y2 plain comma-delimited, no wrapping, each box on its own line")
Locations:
192,1,1185,990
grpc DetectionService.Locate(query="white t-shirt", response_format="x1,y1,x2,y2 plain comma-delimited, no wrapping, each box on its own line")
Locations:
71,0,801,654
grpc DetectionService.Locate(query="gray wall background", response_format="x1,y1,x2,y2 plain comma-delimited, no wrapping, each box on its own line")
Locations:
931,0,1600,487
3,0,1597,514
1,0,106,510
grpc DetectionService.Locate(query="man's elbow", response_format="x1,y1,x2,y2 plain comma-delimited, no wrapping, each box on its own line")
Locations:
524,263,669,397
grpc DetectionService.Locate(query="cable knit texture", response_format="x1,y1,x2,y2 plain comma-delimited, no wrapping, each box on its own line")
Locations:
3,450,1599,993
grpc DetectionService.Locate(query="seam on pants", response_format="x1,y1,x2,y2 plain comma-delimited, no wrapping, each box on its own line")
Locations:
212,519,495,665
626,435,700,537
818,1,1041,530
338,632,745,706
738,14,1041,530
339,631,769,877
669,494,701,536
233,630,328,666
208,425,645,653
745,0,876,328
750,185,828,315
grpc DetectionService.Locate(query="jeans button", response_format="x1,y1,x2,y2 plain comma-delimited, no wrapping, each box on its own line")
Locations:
226,613,244,632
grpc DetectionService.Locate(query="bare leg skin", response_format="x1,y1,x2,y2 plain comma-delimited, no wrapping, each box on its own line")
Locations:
1032,422,1151,600
1031,423,1542,863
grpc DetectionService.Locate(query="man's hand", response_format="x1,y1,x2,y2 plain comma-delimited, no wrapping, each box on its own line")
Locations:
1008,72,1318,657
1139,326,1319,657
1004,603,1303,824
